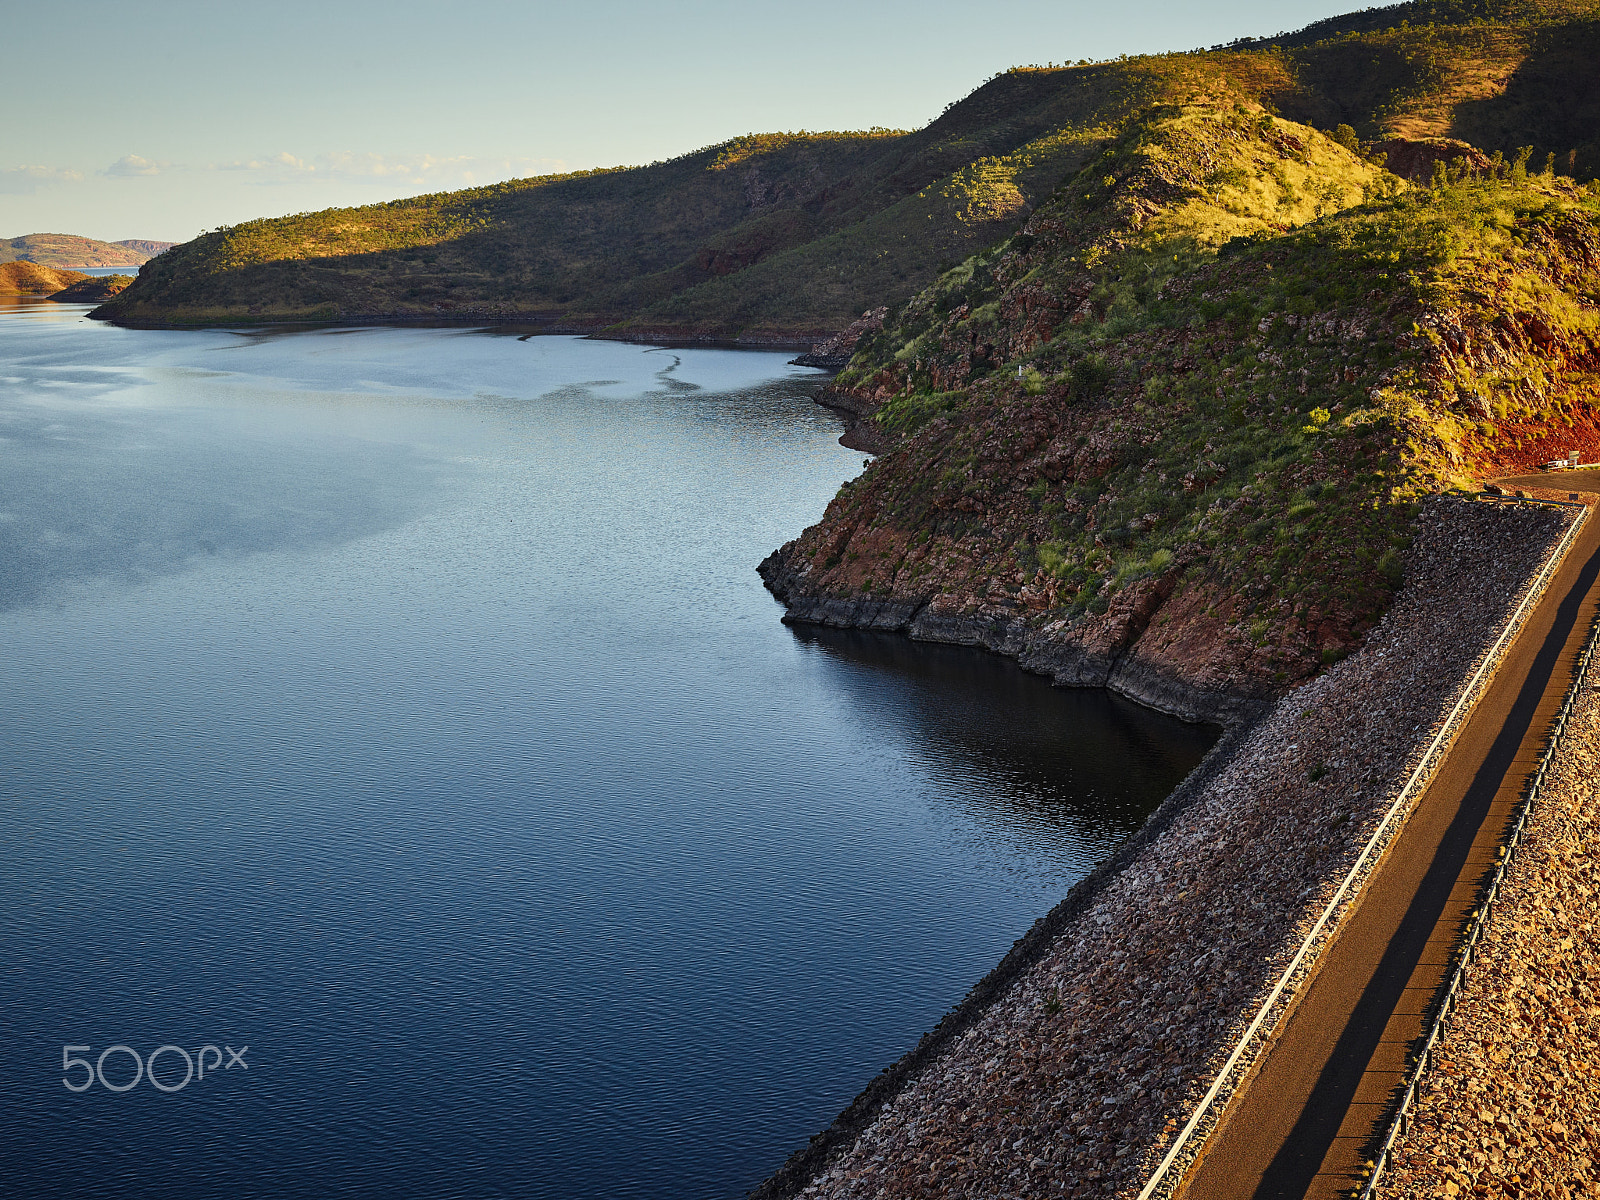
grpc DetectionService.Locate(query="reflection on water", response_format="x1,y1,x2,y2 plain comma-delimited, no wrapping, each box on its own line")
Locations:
795,627,1217,838
0,400,445,610
0,308,1216,1200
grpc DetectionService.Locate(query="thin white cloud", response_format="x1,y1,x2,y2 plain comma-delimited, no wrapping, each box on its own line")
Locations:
104,154,175,177
0,165,84,195
215,151,311,174
210,151,566,189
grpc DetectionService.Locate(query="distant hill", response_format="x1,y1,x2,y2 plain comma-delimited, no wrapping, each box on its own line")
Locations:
0,261,89,295
96,0,1600,336
48,274,136,303
113,240,175,259
2,233,154,268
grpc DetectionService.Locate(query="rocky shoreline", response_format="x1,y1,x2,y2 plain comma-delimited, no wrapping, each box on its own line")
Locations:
1373,629,1600,1198
759,547,1276,728
753,498,1573,1199
789,309,889,372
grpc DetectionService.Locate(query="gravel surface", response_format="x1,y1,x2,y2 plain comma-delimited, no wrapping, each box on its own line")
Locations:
1373,651,1600,1199
776,499,1573,1200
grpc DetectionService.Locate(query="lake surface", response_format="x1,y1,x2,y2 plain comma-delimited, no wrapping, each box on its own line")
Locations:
0,302,1216,1199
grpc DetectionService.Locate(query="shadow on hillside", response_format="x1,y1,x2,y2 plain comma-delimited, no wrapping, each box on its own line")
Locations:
1449,21,1600,179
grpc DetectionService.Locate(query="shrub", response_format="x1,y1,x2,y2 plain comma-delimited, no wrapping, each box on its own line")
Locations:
1377,547,1404,588
1071,354,1113,398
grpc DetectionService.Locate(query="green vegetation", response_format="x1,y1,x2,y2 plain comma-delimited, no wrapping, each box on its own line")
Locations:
790,102,1600,684
97,0,1600,335
708,128,910,170
46,274,135,303
100,124,1109,332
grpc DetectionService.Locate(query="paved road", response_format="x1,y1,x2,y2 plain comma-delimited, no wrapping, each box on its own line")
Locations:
1178,478,1600,1200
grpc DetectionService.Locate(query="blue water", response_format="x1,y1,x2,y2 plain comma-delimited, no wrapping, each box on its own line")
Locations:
0,302,1215,1199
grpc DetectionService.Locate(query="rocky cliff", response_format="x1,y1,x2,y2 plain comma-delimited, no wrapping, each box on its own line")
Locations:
112,239,174,259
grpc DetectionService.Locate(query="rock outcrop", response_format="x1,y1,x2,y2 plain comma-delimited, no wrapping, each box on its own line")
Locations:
792,308,889,370
1373,136,1494,182
112,239,174,259
760,549,1267,725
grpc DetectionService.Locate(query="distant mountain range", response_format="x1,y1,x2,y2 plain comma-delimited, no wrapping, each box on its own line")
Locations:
110,239,176,259
2,234,174,268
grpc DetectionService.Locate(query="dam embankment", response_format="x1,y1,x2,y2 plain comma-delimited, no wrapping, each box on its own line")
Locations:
755,497,1575,1199
1179,486,1600,1198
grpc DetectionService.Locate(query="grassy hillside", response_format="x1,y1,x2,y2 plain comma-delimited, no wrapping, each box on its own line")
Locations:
95,0,1600,336
3,233,150,268
0,261,89,295
763,104,1600,701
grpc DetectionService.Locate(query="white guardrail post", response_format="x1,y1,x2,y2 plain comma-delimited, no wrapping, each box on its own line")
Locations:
1134,501,1591,1200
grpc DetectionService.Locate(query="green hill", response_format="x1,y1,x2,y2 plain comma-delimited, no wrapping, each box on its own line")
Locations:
760,104,1600,716
94,0,1600,336
3,233,151,268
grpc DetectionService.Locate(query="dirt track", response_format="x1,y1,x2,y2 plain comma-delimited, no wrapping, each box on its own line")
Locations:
1179,477,1600,1200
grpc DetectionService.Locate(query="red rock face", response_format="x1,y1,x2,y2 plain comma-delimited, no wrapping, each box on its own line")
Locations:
764,302,1408,720
1402,213,1600,479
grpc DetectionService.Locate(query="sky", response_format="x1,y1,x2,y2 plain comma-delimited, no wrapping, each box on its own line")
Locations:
4,0,1375,245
